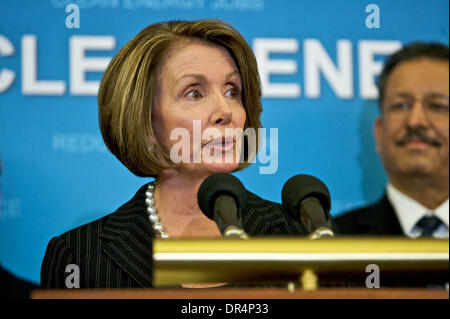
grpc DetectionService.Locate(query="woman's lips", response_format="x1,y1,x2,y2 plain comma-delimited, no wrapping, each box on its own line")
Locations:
204,136,235,152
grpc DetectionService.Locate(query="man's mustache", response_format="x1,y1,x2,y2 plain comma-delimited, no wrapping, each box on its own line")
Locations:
395,130,442,147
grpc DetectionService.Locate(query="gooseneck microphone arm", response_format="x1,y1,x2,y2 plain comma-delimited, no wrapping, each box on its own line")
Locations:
198,173,249,239
299,197,335,239
213,195,249,239
282,174,335,239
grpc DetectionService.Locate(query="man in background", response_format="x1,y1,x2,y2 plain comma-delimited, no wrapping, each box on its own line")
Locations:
336,42,449,238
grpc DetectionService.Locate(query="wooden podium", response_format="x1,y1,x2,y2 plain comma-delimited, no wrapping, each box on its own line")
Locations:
32,237,449,299
32,288,448,299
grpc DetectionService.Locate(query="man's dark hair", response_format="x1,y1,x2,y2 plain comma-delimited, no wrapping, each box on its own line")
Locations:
377,42,449,107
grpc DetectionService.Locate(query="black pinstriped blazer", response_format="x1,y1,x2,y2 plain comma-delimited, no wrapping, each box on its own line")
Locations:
41,183,306,288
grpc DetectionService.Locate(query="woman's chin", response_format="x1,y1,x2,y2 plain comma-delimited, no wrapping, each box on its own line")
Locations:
204,162,240,174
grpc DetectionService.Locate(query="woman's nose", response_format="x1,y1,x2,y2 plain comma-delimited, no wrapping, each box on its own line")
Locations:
210,95,233,126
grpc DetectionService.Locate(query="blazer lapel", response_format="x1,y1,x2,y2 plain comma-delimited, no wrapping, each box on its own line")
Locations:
367,195,404,235
100,184,155,287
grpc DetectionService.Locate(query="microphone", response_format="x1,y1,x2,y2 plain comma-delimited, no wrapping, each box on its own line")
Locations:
198,173,249,239
282,174,334,239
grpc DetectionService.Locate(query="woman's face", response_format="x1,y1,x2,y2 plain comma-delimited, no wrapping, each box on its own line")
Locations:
153,41,247,175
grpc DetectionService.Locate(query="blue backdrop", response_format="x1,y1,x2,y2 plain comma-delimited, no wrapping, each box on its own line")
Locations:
0,0,448,284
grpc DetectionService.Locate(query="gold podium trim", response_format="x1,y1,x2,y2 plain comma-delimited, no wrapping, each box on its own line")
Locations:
153,237,449,286
155,252,446,261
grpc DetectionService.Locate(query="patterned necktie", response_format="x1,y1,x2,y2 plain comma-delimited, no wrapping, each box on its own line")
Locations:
416,215,442,237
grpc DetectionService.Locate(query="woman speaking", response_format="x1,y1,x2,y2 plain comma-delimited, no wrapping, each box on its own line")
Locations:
41,19,305,288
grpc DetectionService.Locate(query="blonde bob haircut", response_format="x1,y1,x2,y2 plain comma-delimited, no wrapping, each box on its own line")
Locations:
98,19,262,177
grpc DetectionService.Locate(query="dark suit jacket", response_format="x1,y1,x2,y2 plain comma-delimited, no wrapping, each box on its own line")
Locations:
334,195,449,287
41,183,306,288
334,194,404,236
0,265,38,298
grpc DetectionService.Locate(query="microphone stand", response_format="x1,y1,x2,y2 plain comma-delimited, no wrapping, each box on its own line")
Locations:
299,197,335,239
214,195,249,239
308,227,335,239
223,226,249,239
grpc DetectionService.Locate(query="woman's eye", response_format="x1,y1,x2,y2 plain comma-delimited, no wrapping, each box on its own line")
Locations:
225,87,240,98
185,90,201,99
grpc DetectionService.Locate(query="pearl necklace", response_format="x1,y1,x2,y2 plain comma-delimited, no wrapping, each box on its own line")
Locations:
145,182,169,239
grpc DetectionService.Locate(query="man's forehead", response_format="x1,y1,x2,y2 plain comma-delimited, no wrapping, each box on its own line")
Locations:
385,58,449,97
388,91,449,100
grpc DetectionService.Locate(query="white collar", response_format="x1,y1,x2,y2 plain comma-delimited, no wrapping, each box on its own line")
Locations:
386,183,449,238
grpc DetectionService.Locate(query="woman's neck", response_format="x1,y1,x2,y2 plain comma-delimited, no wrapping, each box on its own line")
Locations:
154,169,207,216
153,169,221,237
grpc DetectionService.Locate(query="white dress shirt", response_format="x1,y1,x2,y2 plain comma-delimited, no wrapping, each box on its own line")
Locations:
386,183,449,238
